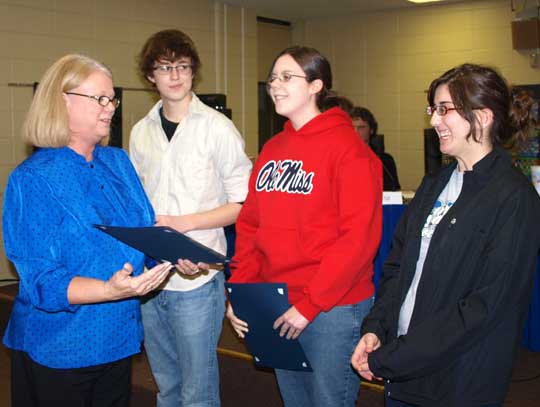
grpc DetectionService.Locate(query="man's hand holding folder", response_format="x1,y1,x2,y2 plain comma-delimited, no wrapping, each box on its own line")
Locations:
151,215,210,274
94,225,230,272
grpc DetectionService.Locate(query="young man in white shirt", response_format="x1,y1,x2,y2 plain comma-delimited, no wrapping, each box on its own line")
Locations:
130,29,252,407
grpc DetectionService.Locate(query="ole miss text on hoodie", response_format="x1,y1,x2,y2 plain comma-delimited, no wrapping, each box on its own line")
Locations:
229,107,383,321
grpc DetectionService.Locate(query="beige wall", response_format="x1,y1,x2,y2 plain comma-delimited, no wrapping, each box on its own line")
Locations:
0,0,258,280
257,21,292,82
1,0,539,280
294,0,540,190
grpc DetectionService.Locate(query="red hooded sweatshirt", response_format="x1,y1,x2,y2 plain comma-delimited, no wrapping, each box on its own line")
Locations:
229,107,382,321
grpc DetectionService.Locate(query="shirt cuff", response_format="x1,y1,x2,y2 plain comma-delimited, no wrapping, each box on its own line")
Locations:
56,273,80,313
367,351,382,378
294,297,322,322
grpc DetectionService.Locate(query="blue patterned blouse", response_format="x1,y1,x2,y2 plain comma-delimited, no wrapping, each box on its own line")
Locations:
2,146,154,368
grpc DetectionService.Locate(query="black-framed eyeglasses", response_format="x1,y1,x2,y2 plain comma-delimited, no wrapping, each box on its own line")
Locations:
266,72,307,89
426,105,457,116
153,64,192,76
65,92,120,108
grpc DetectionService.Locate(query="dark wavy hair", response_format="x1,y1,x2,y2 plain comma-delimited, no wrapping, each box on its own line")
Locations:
427,63,534,147
268,46,350,112
138,29,201,82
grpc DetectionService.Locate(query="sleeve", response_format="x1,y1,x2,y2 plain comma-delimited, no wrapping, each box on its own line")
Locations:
2,169,80,313
368,188,540,381
228,164,263,283
295,147,383,321
211,117,252,204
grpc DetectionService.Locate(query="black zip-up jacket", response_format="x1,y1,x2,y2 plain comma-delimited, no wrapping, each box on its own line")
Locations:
362,147,540,406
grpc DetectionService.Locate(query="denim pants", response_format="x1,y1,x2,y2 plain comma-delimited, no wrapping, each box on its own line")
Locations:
275,296,373,407
141,272,226,407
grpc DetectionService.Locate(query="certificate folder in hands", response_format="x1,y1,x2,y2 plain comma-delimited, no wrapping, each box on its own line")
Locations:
225,282,312,372
94,225,229,265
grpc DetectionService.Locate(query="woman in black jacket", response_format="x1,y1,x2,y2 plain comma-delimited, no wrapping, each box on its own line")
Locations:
351,64,540,407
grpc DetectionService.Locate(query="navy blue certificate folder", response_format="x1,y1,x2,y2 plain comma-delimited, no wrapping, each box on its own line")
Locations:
94,225,229,265
225,282,312,372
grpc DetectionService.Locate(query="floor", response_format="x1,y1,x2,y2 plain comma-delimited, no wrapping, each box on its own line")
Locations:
1,283,540,406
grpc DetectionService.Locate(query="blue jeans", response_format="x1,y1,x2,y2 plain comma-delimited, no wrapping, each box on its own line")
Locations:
141,273,226,407
275,296,374,407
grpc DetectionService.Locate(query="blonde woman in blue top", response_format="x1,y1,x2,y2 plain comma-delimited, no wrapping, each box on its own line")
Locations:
2,54,172,407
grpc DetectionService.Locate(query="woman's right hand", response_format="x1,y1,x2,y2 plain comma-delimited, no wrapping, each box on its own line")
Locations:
226,302,249,338
104,262,173,301
351,332,381,381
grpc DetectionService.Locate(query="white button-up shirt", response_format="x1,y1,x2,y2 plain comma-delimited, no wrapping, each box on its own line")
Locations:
130,94,252,291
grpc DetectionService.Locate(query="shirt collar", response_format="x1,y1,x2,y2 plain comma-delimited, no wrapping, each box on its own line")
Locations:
462,146,510,189
148,92,204,123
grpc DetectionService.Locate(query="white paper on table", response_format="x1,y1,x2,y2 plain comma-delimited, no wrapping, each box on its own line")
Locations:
383,191,403,205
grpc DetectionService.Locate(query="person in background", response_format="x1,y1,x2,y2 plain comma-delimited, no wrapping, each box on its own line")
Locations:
350,106,401,191
2,54,171,407
226,46,382,407
351,63,540,407
130,29,252,407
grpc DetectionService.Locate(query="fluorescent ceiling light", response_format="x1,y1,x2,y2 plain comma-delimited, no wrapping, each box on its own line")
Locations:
408,0,443,3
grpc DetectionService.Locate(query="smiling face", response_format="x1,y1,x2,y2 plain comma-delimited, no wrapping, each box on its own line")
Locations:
64,70,116,150
147,57,193,107
267,54,322,129
430,83,493,170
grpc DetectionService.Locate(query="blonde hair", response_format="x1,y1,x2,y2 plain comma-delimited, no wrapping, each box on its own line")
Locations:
23,54,113,147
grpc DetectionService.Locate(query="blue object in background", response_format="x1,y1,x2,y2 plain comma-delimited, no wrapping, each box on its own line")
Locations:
224,204,540,352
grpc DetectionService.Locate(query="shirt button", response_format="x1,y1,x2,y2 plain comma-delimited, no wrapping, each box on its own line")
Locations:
90,164,94,168
100,185,104,190
387,391,391,397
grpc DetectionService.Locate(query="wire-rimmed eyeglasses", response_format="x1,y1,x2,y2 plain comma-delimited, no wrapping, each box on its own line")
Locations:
266,72,307,89
426,105,457,116
153,64,192,76
65,92,120,108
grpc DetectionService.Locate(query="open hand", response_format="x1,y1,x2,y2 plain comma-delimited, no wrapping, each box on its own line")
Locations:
104,262,172,300
351,333,381,380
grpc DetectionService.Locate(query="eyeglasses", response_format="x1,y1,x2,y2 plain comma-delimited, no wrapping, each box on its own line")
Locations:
65,92,120,108
426,105,457,116
153,64,192,76
266,72,307,88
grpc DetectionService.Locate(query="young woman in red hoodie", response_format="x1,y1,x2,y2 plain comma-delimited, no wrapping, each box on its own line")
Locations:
226,46,383,406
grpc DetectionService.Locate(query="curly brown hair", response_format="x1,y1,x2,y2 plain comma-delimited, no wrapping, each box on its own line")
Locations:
138,29,201,82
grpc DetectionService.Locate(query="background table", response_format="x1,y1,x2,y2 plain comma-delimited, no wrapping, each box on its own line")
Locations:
226,204,540,351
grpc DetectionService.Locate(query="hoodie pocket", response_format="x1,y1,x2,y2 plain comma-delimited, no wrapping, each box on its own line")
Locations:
255,226,320,279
